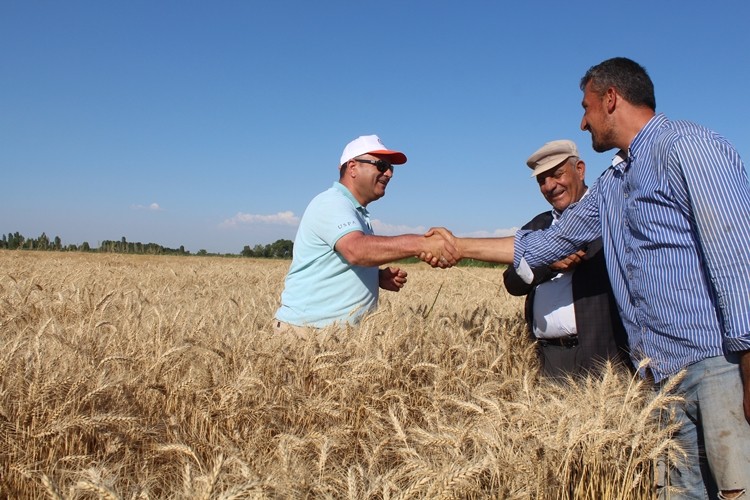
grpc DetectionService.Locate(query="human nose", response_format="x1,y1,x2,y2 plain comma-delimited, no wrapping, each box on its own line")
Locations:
580,115,588,131
540,176,556,193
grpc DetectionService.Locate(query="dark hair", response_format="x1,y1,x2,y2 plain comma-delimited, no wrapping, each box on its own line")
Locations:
580,57,656,111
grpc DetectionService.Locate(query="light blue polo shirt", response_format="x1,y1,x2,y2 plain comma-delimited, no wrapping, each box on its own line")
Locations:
274,182,379,327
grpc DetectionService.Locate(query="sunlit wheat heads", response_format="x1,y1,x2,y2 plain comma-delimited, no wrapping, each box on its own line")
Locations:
0,251,676,499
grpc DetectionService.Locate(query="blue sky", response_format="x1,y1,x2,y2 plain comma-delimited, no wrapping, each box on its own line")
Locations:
2,1,749,254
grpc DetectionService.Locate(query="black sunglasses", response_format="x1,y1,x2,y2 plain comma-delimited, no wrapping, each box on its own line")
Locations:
354,158,394,173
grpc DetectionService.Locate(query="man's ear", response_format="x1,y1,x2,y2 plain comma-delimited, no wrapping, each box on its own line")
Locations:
605,87,617,113
576,160,586,179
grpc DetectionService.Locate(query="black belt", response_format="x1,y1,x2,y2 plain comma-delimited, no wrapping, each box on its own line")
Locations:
537,335,579,348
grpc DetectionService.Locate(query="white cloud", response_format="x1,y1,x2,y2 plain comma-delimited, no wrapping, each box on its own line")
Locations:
370,219,426,235
217,211,516,242
220,211,300,228
131,202,163,211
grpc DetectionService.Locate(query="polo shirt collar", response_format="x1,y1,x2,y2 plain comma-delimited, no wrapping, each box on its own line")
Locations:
333,182,369,216
333,182,362,207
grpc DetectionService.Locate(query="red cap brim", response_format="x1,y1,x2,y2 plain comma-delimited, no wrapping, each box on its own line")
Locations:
369,150,407,165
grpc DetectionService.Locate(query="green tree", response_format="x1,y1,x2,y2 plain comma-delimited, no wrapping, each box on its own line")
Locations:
37,232,49,251
254,244,269,257
269,239,293,258
12,232,24,249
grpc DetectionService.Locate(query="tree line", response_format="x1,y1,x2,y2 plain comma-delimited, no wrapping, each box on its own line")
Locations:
0,232,294,259
1,231,500,267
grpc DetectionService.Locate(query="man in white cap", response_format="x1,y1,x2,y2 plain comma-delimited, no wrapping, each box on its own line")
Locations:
503,140,630,377
274,134,458,333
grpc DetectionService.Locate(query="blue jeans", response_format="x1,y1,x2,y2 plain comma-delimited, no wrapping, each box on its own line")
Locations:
658,354,750,499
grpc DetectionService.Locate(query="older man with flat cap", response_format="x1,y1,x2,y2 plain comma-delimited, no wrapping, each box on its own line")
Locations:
274,134,458,334
503,140,630,377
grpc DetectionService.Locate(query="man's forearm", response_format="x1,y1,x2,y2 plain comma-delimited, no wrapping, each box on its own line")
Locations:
342,234,421,267
339,233,454,267
457,236,515,264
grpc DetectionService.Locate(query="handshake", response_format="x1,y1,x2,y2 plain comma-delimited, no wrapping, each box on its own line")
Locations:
419,227,461,269
418,228,583,272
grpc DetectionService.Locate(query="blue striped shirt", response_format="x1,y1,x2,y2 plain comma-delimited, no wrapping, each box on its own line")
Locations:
514,114,750,382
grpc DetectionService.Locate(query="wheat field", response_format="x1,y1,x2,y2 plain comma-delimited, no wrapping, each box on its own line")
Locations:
0,250,681,499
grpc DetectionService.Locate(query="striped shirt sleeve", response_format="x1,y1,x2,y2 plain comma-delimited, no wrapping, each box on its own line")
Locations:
669,132,750,351
514,179,603,270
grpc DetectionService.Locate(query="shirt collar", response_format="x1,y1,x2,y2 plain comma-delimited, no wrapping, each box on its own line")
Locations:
611,150,628,170
333,182,370,220
611,113,668,171
333,181,364,210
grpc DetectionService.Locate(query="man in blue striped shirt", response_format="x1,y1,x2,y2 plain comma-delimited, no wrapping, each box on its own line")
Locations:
426,57,750,498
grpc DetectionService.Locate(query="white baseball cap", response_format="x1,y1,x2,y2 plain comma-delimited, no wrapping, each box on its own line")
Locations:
339,135,407,167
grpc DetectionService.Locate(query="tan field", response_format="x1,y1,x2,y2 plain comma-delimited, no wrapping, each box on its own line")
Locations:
0,250,681,499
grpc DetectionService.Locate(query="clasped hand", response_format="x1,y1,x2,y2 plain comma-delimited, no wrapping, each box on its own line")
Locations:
549,249,586,272
419,227,460,268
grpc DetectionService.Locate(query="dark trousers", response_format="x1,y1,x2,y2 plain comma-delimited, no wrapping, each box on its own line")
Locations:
537,341,581,378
